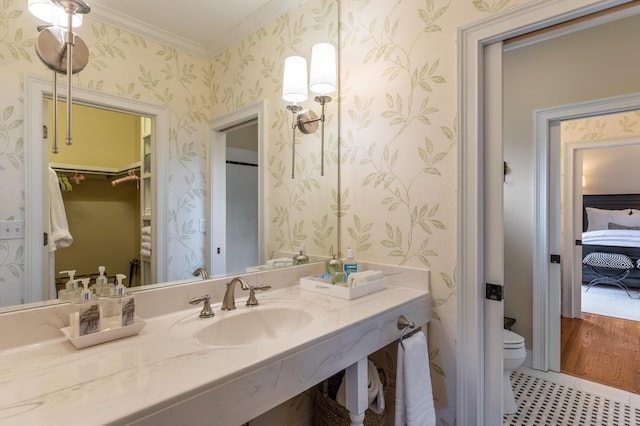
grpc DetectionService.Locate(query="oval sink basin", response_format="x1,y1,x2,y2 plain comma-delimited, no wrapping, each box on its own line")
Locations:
195,306,314,347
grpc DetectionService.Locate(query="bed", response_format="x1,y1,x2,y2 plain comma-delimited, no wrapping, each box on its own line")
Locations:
582,194,640,291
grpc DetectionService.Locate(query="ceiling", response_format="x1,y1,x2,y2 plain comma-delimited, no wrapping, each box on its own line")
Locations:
86,0,306,59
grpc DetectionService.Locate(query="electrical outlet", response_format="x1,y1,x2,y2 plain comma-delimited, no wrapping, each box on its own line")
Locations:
0,220,25,239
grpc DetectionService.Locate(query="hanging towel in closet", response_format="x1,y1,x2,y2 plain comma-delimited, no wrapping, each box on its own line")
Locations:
48,167,73,252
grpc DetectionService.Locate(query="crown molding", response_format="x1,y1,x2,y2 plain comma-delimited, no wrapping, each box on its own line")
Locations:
87,0,306,60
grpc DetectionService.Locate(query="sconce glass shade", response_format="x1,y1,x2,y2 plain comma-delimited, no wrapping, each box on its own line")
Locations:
282,56,308,103
309,43,336,95
28,0,83,27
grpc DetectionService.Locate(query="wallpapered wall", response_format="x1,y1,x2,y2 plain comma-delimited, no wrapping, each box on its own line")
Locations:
0,0,542,424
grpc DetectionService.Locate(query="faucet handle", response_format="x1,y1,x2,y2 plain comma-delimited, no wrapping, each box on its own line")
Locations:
246,285,271,307
189,294,215,318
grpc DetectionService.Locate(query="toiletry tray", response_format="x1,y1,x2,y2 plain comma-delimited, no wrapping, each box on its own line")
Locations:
60,316,146,349
299,275,387,300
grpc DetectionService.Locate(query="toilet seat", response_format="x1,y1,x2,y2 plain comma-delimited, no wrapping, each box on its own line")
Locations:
503,329,524,349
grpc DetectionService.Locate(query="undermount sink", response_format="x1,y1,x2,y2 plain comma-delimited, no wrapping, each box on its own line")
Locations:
195,305,315,347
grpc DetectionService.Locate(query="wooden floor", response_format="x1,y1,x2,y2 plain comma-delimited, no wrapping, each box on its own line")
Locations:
561,312,640,394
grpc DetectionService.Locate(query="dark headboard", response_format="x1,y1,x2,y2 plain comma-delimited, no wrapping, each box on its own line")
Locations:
583,194,640,231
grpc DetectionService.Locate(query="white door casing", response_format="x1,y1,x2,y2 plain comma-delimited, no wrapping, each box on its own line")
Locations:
533,92,640,372
457,0,634,424
25,75,169,302
208,101,267,277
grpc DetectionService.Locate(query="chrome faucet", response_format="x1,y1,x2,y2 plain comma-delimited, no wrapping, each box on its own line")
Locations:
222,277,272,310
192,267,209,280
221,277,250,310
189,294,215,318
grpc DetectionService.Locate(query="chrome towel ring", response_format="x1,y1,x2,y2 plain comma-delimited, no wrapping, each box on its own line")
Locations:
397,315,416,349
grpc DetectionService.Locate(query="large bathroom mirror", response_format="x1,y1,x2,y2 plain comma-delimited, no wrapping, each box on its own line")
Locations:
3,0,338,312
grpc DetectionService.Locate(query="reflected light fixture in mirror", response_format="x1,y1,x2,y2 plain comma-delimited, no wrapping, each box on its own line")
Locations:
30,0,91,154
282,42,337,178
283,55,308,179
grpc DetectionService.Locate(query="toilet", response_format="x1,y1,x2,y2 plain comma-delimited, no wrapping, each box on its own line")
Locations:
503,329,526,414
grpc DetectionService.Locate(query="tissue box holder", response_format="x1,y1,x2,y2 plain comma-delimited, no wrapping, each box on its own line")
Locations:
299,275,387,300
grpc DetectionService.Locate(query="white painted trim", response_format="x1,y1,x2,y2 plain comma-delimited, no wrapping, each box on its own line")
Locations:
208,101,267,276
24,75,169,301
89,0,306,60
533,91,640,372
482,41,504,423
458,0,632,423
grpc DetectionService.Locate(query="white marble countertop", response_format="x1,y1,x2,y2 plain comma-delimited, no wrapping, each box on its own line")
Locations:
0,284,430,425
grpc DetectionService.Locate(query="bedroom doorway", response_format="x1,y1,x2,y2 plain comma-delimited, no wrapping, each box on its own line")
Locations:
529,93,640,373
555,116,640,393
562,141,640,321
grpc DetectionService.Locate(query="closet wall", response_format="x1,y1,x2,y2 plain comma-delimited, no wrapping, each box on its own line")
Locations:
48,102,142,287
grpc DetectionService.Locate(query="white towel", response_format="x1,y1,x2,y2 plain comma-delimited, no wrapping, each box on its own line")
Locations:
141,242,151,251
48,167,73,252
347,270,385,287
141,234,151,243
142,226,151,236
140,248,151,258
395,331,436,426
335,360,385,414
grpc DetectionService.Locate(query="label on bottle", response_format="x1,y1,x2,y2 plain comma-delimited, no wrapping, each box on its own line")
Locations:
78,304,100,336
343,262,358,281
122,297,135,327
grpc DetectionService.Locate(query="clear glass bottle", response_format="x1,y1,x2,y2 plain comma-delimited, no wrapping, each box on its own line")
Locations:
293,244,309,265
70,278,101,338
102,274,135,329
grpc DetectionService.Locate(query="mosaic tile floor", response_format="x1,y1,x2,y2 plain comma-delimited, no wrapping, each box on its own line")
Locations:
503,370,640,425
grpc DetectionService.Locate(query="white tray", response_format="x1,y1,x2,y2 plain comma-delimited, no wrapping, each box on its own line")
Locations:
299,275,387,300
61,316,146,349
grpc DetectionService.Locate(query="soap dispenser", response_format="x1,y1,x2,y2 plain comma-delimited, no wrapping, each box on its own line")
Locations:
92,266,114,297
102,274,135,329
70,278,101,338
58,270,80,301
293,244,309,265
325,255,343,284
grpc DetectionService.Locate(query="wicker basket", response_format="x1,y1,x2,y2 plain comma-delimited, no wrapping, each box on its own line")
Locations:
314,371,386,426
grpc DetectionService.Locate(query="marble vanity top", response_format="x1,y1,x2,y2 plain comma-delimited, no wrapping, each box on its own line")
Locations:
0,284,430,425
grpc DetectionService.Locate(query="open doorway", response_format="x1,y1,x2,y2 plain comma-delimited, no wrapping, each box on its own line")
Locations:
208,102,266,277
46,100,151,292
558,119,640,393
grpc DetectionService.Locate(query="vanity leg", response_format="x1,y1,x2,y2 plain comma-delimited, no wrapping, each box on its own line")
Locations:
344,357,367,426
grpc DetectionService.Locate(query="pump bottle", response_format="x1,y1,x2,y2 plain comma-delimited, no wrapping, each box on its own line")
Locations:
70,278,101,337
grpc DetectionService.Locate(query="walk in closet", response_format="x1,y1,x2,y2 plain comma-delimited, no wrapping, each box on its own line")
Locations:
47,101,152,291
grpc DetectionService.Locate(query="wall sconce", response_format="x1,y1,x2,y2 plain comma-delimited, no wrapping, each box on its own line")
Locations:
282,42,337,179
29,0,91,154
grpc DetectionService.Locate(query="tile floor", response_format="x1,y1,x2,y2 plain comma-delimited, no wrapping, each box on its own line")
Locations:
503,366,640,425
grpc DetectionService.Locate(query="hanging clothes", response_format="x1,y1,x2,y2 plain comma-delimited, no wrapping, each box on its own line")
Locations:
48,167,73,252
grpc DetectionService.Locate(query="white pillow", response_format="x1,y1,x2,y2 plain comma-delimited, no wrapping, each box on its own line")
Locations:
585,207,631,231
606,211,640,228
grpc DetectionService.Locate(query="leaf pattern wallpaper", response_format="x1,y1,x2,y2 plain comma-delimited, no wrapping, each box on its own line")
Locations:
9,0,630,424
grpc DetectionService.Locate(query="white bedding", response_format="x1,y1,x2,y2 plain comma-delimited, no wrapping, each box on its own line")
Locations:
582,229,640,248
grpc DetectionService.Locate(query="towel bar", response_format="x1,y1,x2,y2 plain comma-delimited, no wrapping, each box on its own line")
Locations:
397,315,415,349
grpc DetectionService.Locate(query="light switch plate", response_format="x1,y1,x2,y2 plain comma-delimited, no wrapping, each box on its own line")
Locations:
0,220,25,239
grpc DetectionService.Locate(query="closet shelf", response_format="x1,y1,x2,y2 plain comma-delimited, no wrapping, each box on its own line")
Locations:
51,162,141,178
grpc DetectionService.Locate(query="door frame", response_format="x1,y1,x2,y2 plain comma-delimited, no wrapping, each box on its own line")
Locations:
208,101,267,276
25,75,169,302
457,0,634,423
532,92,640,372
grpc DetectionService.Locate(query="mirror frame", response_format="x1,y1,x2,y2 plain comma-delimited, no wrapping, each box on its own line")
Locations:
24,75,170,303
